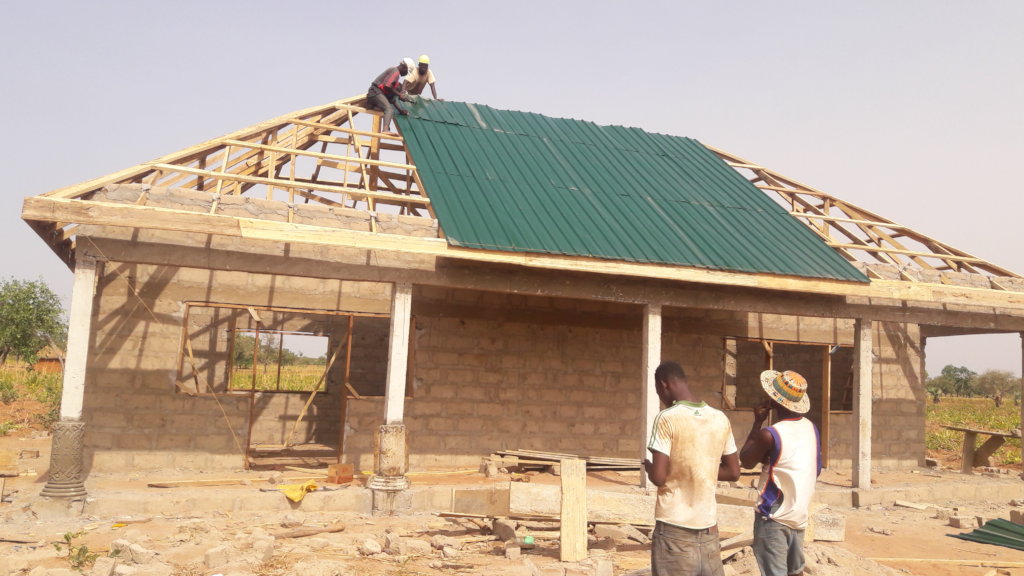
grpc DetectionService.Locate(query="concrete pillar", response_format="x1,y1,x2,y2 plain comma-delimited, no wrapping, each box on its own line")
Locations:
641,303,662,489
383,282,412,425
852,318,873,490
371,283,413,512
368,424,409,515
41,255,98,499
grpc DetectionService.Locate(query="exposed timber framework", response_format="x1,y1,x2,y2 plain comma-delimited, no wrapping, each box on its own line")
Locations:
713,147,1020,283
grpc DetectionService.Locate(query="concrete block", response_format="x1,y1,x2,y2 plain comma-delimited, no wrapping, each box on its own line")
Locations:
204,544,232,568
593,524,631,540
1010,509,1024,525
949,516,977,529
90,557,117,576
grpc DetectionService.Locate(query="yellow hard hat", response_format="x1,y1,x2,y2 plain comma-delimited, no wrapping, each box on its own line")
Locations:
419,54,430,64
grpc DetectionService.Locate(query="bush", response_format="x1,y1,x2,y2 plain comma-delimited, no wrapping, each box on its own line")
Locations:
0,379,17,404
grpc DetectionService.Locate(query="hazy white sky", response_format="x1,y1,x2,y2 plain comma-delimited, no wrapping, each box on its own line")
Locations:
2,1,1021,377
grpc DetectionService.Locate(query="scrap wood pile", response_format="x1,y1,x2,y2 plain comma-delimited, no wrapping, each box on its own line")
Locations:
490,449,639,472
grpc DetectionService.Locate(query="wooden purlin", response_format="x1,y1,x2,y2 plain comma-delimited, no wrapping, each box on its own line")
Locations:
710,146,1021,279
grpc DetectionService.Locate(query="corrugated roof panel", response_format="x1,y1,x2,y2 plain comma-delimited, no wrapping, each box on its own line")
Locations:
398,100,867,282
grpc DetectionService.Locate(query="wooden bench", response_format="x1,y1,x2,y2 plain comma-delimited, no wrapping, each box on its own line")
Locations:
942,425,1020,474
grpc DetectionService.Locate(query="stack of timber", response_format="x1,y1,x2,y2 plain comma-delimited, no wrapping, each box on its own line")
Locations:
492,449,639,472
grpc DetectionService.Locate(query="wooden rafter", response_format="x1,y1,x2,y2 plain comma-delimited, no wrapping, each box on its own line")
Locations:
710,146,1021,281
26,95,436,268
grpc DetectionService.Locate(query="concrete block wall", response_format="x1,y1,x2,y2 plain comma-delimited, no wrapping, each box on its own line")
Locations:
82,258,392,473
345,287,654,471
79,253,927,475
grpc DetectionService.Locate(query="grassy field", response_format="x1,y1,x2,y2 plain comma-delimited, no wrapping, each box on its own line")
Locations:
229,363,327,392
926,396,1021,467
0,363,61,436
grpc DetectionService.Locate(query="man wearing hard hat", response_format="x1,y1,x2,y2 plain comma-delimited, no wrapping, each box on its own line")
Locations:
366,58,415,136
403,55,441,100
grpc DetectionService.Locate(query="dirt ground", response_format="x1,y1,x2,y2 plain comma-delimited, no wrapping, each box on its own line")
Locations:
2,433,1024,576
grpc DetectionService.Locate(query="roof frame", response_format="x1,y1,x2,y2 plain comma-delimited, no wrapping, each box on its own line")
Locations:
30,95,435,267
710,146,1020,282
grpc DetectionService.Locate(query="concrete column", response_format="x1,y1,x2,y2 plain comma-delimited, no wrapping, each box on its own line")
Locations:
41,255,98,499
852,318,873,490
640,303,662,489
383,282,412,425
368,424,409,515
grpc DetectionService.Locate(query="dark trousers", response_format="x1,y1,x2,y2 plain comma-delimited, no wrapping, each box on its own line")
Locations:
367,92,396,132
651,521,724,576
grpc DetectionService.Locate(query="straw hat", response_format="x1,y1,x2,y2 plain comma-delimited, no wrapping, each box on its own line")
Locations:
760,370,810,414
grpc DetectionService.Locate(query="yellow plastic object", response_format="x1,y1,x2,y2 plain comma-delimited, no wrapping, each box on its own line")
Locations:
419,54,430,64
277,480,318,503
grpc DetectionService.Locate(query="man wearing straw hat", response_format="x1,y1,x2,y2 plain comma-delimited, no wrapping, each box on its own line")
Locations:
740,370,822,576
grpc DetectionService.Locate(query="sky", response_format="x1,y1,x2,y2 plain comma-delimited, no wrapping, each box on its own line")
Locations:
1,1,1022,377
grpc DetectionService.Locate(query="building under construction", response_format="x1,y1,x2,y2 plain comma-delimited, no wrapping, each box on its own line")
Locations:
21,96,1024,499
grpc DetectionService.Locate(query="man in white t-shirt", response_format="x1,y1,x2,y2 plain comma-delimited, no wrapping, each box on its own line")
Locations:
643,361,741,576
740,370,822,576
403,54,441,100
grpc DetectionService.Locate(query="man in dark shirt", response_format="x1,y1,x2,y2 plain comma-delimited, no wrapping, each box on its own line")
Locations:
367,58,414,137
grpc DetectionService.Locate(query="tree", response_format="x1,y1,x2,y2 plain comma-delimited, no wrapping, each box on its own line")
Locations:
0,278,67,365
974,370,1019,397
940,364,978,397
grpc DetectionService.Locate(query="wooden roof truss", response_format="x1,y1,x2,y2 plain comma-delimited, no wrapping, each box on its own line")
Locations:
30,95,434,268
22,97,1019,290
711,146,1021,283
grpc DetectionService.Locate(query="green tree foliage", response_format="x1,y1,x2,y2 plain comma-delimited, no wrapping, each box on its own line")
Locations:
941,364,978,396
974,369,1019,397
0,278,66,365
926,364,981,397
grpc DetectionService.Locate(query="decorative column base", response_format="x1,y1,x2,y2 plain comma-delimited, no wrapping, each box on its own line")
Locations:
368,424,408,516
40,421,87,499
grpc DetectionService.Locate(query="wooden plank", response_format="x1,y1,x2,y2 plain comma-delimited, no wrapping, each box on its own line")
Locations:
147,475,320,488
960,430,978,474
560,459,587,562
510,482,653,526
272,523,346,539
451,488,511,517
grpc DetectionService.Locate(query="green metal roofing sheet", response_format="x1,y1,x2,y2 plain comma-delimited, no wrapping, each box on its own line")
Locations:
398,100,867,283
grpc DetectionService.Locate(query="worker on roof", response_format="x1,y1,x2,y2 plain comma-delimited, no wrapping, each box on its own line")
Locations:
404,54,441,100
366,58,415,137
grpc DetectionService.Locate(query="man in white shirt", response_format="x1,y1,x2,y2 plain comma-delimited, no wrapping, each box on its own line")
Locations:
740,370,822,576
404,54,441,100
643,361,741,576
